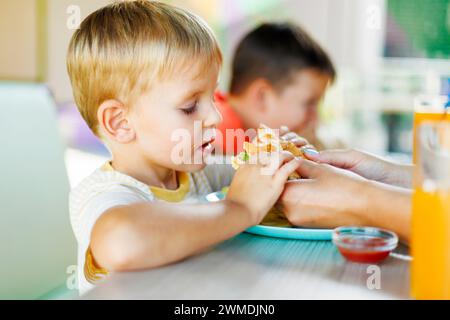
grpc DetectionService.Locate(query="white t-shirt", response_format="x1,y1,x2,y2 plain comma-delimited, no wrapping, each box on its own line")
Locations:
69,161,234,295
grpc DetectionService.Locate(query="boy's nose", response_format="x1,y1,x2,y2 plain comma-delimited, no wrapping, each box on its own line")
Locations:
204,102,223,128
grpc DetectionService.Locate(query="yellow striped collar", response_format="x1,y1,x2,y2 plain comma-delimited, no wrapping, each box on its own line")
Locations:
101,161,189,203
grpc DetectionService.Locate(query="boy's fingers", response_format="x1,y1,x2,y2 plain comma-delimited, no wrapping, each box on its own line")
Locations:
260,151,294,175
250,151,271,166
274,150,295,167
274,158,301,184
262,150,294,166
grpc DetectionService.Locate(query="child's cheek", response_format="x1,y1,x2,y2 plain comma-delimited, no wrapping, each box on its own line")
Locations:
167,126,195,164
284,106,309,131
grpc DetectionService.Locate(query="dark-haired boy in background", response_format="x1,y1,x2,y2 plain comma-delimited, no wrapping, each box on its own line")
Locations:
215,22,341,154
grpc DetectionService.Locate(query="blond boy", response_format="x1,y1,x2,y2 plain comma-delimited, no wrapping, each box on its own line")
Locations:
67,1,301,294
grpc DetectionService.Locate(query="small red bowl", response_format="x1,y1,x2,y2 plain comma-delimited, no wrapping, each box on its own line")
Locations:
332,227,398,263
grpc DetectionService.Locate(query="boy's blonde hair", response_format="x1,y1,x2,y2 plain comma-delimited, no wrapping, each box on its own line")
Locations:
67,0,222,136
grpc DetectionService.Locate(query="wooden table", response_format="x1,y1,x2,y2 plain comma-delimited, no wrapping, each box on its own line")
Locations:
81,232,411,299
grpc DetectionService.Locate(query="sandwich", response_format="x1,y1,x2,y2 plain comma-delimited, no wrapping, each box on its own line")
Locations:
230,125,314,227
231,124,306,180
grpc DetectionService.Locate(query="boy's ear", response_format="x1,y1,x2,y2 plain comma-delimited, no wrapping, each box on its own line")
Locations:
97,99,135,143
247,78,273,113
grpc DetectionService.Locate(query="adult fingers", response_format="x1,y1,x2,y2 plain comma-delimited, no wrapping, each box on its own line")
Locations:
293,158,324,179
303,148,358,169
279,125,290,136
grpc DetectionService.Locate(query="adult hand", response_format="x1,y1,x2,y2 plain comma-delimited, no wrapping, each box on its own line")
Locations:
279,158,412,242
279,158,370,228
279,125,316,151
302,148,413,188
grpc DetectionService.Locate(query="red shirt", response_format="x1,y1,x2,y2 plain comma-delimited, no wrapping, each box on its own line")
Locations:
214,91,248,155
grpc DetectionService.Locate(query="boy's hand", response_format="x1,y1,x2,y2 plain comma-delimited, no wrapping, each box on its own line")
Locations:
226,151,301,226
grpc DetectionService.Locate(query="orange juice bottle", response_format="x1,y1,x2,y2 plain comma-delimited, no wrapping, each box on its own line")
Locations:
411,116,450,299
413,112,450,163
412,95,450,163
411,189,450,299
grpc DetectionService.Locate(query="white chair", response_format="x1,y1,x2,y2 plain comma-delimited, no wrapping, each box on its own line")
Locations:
0,82,76,299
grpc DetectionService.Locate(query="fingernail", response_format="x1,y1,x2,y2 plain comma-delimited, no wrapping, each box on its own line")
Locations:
302,148,319,156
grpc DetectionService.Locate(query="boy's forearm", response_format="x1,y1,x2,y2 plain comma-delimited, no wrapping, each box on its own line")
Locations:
90,200,252,271
362,180,412,243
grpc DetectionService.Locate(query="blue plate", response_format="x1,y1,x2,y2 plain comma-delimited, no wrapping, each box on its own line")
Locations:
205,191,227,202
246,225,332,241
205,191,332,241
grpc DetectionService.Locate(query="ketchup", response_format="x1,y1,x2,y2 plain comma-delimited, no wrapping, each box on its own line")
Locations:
336,236,392,263
337,247,390,263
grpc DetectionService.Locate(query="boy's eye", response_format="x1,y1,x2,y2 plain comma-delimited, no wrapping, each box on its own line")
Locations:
181,102,198,115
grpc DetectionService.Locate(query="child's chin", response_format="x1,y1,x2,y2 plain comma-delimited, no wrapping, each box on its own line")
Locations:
179,162,207,172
